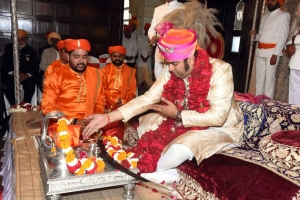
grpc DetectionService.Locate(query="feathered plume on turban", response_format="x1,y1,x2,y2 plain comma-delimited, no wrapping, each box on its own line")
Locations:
160,1,222,49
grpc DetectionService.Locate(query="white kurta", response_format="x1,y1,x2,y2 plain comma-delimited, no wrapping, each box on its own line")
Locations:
122,36,138,64
255,8,290,57
286,30,300,106
255,8,290,98
118,58,244,164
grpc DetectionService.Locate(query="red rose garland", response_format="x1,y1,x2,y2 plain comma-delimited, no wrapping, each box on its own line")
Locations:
127,49,213,173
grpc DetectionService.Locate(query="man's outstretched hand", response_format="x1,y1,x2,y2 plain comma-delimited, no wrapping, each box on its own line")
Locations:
82,114,109,140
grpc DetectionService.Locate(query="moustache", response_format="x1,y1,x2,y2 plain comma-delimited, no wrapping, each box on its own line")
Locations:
76,63,85,67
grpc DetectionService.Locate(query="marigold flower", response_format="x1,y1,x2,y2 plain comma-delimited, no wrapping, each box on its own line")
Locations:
117,151,127,161
110,137,118,146
57,125,68,132
74,165,85,175
96,159,105,172
58,119,68,126
65,153,76,163
60,140,71,149
59,133,70,141
83,158,93,169
65,149,74,156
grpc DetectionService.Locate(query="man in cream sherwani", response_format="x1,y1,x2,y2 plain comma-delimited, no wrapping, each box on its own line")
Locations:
148,0,183,80
250,0,290,99
83,29,244,184
286,30,300,106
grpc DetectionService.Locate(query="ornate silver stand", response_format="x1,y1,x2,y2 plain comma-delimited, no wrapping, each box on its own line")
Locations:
38,144,138,200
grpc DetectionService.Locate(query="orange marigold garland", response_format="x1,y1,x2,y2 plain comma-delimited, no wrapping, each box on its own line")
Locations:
56,118,105,174
103,136,139,169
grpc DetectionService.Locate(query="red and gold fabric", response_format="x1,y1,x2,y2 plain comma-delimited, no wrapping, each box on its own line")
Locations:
206,31,225,59
41,65,105,119
102,63,136,139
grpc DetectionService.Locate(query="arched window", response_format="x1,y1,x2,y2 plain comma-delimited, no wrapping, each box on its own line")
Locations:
123,0,131,25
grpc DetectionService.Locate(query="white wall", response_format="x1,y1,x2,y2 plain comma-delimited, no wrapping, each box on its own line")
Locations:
129,0,165,34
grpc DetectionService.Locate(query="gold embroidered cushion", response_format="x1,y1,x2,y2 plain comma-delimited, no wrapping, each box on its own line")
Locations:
259,130,300,170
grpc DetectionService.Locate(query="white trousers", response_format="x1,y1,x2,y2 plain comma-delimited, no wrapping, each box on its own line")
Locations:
157,144,194,170
256,56,280,99
154,62,164,80
289,69,300,106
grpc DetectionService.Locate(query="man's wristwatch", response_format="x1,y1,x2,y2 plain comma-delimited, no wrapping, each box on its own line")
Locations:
175,110,182,121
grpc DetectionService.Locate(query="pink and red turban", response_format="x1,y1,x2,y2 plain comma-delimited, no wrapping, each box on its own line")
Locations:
57,40,65,51
64,39,91,52
108,46,126,55
157,29,197,61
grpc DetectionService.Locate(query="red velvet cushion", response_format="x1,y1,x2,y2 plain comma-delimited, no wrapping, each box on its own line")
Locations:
271,130,300,147
178,155,300,200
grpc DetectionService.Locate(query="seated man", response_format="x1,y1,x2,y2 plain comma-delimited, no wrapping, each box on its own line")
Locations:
82,29,244,184
102,46,136,139
1,29,39,105
41,39,105,120
44,40,68,79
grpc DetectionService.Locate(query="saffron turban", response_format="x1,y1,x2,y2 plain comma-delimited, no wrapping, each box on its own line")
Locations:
123,25,132,33
129,16,138,26
108,46,126,55
157,29,197,61
144,23,151,31
47,32,61,45
57,40,65,51
64,39,91,52
17,29,28,38
265,0,285,6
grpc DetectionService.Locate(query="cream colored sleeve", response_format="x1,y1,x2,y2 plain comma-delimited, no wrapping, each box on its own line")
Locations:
118,66,170,122
181,60,234,127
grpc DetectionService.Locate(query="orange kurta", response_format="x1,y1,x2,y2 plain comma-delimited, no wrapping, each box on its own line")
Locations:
41,65,105,119
44,59,68,79
102,63,136,139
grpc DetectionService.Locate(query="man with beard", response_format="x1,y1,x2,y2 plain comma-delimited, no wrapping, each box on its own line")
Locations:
82,29,243,184
41,39,105,120
249,0,290,99
101,46,136,139
1,29,39,105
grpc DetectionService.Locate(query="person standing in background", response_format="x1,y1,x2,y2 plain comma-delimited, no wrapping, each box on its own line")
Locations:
249,0,290,99
122,25,138,68
39,32,61,91
148,0,183,80
286,26,300,106
129,16,140,39
136,23,154,89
